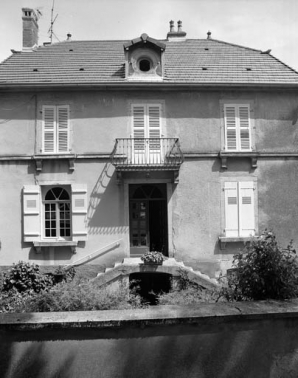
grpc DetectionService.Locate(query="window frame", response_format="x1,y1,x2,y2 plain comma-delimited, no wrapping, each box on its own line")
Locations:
23,183,88,245
221,179,258,239
42,105,70,154
43,186,72,241
220,100,255,152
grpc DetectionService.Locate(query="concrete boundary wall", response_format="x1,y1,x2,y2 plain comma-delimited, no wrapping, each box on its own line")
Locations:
1,301,298,377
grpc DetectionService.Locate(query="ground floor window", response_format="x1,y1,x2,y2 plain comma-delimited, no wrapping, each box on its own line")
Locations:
44,187,71,238
23,184,88,243
224,181,256,237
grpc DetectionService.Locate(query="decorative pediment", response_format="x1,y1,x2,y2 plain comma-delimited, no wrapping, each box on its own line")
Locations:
123,34,166,81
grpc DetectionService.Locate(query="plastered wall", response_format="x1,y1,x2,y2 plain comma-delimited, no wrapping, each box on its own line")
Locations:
0,89,298,272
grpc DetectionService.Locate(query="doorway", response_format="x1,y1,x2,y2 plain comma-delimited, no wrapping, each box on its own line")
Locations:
129,184,168,257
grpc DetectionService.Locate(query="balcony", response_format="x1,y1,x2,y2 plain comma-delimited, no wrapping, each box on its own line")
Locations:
111,138,183,183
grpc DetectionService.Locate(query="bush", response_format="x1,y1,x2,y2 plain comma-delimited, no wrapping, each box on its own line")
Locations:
11,279,145,313
157,269,222,305
2,261,53,294
225,230,298,301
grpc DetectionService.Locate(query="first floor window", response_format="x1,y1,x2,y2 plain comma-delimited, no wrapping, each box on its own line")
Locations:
44,187,71,238
224,181,255,237
224,104,251,151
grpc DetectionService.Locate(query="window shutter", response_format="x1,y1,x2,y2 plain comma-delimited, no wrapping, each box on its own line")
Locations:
224,105,237,151
224,182,239,237
71,184,88,241
23,185,41,242
43,106,56,153
57,106,69,152
239,181,255,237
132,105,146,163
148,105,162,163
239,105,251,150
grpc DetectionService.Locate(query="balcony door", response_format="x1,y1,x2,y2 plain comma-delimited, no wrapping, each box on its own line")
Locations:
132,104,162,164
129,184,168,257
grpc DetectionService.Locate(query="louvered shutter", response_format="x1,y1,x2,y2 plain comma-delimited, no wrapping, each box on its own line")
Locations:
239,105,251,150
239,181,255,236
224,106,237,151
224,182,239,237
23,185,41,242
43,106,56,153
132,105,146,164
148,105,161,163
71,184,88,241
57,106,69,153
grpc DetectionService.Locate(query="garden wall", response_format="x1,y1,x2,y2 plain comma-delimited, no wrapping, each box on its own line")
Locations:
1,301,298,377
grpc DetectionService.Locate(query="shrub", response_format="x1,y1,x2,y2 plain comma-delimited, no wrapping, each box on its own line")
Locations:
52,266,76,284
13,279,145,313
226,230,298,301
158,269,222,305
2,261,53,294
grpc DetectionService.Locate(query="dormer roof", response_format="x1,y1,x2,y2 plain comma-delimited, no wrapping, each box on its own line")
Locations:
123,33,166,51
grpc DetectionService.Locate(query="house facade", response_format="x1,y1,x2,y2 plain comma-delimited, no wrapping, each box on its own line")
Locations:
0,9,298,277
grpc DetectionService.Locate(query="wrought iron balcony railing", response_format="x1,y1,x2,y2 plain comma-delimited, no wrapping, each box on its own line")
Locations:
111,138,183,169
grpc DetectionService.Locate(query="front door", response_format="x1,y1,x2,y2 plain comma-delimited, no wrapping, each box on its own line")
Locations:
129,184,168,257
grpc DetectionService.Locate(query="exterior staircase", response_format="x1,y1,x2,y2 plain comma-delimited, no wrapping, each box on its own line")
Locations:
93,257,219,290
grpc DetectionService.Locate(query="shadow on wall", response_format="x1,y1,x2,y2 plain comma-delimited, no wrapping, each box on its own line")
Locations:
2,317,298,377
87,163,128,236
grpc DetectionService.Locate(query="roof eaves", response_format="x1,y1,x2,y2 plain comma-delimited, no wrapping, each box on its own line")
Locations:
1,81,298,91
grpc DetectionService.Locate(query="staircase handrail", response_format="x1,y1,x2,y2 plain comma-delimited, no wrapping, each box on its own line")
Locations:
64,239,122,269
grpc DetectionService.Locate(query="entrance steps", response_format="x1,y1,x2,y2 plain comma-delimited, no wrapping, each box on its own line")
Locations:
94,258,219,290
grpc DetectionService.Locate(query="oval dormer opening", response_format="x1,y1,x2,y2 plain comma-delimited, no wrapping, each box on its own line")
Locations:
139,59,151,72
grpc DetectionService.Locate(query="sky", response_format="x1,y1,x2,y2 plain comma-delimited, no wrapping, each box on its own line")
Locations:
1,0,298,70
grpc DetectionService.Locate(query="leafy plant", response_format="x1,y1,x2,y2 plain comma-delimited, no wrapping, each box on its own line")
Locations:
226,230,298,301
141,251,165,264
2,261,53,294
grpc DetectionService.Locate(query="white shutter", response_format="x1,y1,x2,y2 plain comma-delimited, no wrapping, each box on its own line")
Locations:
239,105,251,150
43,106,56,153
132,105,146,164
224,182,239,237
57,106,69,153
224,105,237,151
148,105,162,163
71,184,88,241
23,185,41,242
239,181,255,236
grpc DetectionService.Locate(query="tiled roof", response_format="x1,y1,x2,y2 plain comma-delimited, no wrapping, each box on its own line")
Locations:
0,38,298,86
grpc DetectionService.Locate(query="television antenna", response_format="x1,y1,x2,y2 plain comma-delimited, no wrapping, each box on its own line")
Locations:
48,0,59,43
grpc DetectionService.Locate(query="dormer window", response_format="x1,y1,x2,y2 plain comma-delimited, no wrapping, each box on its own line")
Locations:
123,33,165,81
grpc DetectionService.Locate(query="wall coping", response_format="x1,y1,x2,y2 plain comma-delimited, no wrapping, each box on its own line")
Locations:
1,300,298,330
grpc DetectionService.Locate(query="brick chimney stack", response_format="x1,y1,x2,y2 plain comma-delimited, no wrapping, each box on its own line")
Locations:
22,8,39,50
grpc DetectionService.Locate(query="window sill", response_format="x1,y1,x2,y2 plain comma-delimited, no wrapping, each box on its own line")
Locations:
33,241,78,254
219,151,258,169
33,154,76,172
219,236,256,250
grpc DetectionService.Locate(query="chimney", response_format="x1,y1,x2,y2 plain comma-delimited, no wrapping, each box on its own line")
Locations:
22,8,39,50
167,20,187,41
